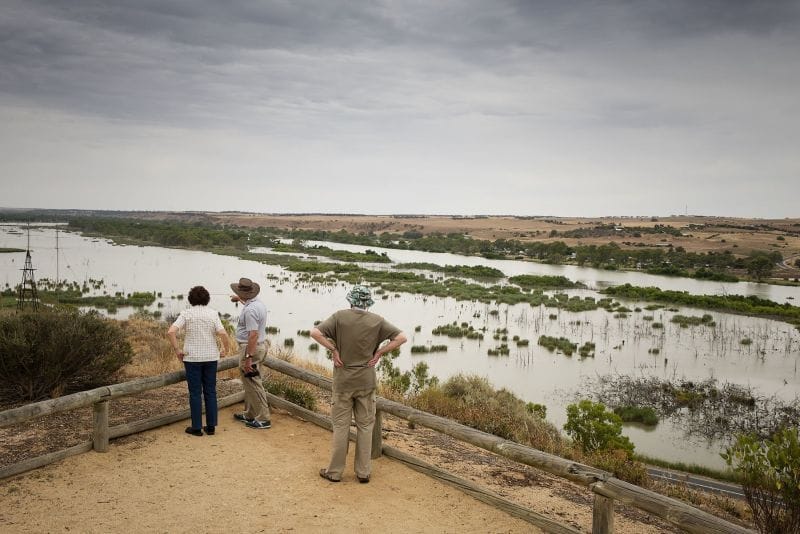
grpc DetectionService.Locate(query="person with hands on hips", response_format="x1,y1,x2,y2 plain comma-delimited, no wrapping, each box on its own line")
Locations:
311,284,407,483
230,277,272,429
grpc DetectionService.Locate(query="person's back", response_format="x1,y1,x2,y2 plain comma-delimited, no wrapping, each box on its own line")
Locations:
311,285,407,483
320,308,400,393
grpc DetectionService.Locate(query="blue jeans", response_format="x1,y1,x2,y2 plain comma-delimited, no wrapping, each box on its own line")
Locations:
184,360,218,430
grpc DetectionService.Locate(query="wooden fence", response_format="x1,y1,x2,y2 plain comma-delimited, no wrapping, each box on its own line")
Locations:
0,356,753,534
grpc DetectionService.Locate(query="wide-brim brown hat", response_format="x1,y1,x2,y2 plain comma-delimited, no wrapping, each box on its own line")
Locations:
231,277,260,300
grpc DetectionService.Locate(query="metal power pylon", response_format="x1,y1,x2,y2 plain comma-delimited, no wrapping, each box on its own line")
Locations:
17,225,40,312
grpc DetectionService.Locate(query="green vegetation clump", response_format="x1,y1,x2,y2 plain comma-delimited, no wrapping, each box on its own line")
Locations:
431,322,483,339
410,344,448,353
272,241,392,263
613,406,659,426
0,248,25,253
296,329,311,337
265,326,280,334
538,335,577,356
578,342,596,358
283,338,294,347
651,322,664,329
487,344,510,356
516,338,529,347
670,314,716,327
508,274,585,289
740,338,752,346
0,310,133,401
393,262,504,279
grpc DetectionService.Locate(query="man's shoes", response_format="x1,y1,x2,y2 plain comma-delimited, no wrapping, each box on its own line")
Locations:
185,427,203,437
319,469,340,482
357,475,370,484
204,426,215,435
245,419,272,429
233,412,254,423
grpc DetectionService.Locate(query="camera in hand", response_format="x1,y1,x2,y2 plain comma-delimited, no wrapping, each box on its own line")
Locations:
244,363,260,378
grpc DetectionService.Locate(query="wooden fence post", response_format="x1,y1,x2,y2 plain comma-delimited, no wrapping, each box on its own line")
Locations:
592,494,614,534
371,409,383,459
92,400,109,452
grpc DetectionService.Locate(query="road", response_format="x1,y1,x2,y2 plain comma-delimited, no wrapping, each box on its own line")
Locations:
647,466,745,500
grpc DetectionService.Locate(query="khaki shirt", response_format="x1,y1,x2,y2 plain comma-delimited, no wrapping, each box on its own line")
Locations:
316,308,401,393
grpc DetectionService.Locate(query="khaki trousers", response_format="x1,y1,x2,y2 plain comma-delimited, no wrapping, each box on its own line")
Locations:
326,388,376,480
238,342,271,422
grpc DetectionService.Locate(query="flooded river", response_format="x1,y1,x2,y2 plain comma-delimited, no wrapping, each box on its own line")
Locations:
2,224,799,469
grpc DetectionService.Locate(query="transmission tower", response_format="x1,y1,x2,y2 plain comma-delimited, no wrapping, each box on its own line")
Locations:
17,225,40,312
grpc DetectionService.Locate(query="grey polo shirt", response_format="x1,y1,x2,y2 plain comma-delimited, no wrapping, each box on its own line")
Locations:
235,298,267,344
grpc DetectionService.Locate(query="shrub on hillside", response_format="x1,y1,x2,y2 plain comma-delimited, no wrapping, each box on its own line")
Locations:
0,310,133,401
722,427,800,534
413,374,570,456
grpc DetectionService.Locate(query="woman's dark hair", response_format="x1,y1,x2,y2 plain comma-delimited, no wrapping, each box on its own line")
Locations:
187,286,211,306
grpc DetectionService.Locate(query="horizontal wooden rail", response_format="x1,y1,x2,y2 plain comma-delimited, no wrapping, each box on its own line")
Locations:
0,357,240,428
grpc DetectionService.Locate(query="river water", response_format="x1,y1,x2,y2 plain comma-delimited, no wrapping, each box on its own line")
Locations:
2,224,799,469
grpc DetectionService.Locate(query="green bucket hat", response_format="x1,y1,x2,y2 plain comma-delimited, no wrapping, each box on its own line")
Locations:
346,285,374,309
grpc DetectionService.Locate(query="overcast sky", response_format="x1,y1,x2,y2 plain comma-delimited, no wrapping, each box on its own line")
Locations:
1,1,798,217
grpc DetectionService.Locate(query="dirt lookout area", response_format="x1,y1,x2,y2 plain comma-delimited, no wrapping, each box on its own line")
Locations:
0,394,679,533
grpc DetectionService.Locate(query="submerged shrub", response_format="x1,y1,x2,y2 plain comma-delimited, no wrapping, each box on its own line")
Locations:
613,405,659,426
0,310,133,401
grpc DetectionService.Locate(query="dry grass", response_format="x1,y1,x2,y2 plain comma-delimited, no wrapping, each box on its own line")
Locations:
651,480,751,526
120,317,238,379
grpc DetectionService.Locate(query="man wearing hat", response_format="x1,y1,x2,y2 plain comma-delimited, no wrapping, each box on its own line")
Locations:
230,277,272,429
311,285,407,483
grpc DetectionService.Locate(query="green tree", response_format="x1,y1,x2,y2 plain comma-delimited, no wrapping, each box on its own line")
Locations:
564,400,634,456
722,428,800,534
745,252,777,281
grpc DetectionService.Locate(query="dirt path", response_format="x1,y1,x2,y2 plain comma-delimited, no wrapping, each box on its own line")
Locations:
0,405,541,534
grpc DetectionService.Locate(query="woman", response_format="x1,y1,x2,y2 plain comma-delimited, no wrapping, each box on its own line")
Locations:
167,286,230,436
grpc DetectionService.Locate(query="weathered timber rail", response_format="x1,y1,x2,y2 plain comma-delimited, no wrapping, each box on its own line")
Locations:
0,355,753,534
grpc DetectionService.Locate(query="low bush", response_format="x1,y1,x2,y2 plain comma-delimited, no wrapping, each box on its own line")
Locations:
265,375,317,410
0,310,133,401
538,335,577,356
